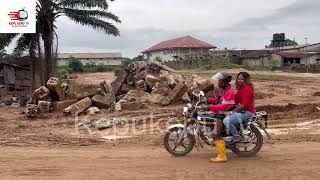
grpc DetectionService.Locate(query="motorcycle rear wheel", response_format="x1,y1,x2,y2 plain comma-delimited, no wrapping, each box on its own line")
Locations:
231,125,263,157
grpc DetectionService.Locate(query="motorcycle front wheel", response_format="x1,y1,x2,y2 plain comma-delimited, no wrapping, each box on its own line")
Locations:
164,127,195,156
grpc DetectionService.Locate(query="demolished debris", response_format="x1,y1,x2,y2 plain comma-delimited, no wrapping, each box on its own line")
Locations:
24,104,39,118
25,61,216,117
64,97,92,117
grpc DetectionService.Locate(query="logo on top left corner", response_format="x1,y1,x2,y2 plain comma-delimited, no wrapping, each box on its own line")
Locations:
8,8,30,27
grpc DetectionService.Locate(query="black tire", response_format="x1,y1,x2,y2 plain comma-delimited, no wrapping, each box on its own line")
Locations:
164,127,195,157
231,125,263,157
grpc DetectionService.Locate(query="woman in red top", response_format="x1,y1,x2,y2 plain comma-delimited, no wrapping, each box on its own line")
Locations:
223,72,256,143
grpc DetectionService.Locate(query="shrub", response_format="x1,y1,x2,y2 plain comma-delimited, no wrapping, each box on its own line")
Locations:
57,67,69,78
316,60,320,73
68,57,83,72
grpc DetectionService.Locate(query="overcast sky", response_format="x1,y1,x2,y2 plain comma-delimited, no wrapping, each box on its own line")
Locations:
33,0,320,57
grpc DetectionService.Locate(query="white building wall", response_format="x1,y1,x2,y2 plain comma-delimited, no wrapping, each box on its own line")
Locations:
146,48,210,62
58,58,122,66
300,54,320,65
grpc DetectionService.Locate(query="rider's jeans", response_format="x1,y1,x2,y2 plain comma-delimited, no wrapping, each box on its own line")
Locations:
223,111,254,137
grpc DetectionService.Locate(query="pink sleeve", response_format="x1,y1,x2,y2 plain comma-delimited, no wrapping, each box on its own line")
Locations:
208,97,218,104
209,104,234,113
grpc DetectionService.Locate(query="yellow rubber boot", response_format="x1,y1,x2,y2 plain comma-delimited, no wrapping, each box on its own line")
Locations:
210,140,227,163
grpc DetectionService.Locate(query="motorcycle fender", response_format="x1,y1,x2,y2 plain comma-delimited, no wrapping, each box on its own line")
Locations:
165,124,192,134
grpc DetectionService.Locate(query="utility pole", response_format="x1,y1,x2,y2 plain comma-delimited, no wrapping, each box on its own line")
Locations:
305,37,309,73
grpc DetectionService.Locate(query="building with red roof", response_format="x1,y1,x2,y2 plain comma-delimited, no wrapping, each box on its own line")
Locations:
142,35,217,62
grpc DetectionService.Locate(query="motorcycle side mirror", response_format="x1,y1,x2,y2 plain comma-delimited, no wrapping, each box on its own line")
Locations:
200,91,205,96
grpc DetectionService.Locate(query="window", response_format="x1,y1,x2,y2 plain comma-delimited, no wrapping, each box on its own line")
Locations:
163,49,174,55
180,48,190,54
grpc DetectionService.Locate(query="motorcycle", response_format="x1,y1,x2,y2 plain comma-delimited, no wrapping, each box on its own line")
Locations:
164,90,271,157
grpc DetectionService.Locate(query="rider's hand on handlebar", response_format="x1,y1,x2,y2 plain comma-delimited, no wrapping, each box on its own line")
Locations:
197,104,210,111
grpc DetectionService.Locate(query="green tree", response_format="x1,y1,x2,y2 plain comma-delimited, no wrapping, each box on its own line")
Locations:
268,38,299,48
266,57,278,71
68,57,83,72
1,0,120,82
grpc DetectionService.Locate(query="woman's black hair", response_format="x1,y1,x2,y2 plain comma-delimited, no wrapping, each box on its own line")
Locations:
236,72,253,89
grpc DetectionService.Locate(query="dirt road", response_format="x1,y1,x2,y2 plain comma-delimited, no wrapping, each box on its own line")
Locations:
1,142,319,180
1,70,320,179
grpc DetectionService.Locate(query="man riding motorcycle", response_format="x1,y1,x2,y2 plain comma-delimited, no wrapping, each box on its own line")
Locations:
198,72,235,163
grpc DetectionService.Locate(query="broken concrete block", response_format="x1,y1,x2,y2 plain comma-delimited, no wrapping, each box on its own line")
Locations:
149,61,163,72
149,94,171,106
122,90,150,103
191,74,206,85
52,99,78,111
172,73,185,84
32,86,50,104
121,84,135,94
111,69,128,95
24,104,39,118
197,79,215,93
46,77,70,101
115,94,126,102
92,94,115,109
145,74,161,88
46,77,59,89
135,80,148,91
126,74,135,86
72,89,99,100
168,83,188,102
151,82,170,96
64,97,92,117
100,80,113,95
149,61,176,72
133,69,148,82
38,101,51,113
127,61,146,73
85,107,100,115
182,93,191,103
159,71,184,86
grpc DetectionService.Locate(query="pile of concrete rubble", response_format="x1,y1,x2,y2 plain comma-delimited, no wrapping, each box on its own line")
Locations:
24,61,215,118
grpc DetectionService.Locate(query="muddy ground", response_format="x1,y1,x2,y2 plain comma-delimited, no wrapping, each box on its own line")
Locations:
0,69,320,179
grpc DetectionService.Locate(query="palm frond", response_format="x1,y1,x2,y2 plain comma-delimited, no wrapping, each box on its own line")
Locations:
65,11,120,36
0,34,19,49
61,8,120,23
14,34,38,57
59,0,112,9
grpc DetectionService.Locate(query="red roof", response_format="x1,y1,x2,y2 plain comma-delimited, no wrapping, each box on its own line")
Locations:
142,36,217,53
274,51,308,58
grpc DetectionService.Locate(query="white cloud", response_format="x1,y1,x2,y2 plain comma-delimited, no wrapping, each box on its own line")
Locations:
7,0,320,58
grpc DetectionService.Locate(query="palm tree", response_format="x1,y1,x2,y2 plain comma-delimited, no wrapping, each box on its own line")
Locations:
0,49,8,60
1,0,120,82
37,0,121,81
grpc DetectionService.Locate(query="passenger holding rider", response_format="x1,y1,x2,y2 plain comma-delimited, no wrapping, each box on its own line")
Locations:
199,72,235,163
223,72,256,144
